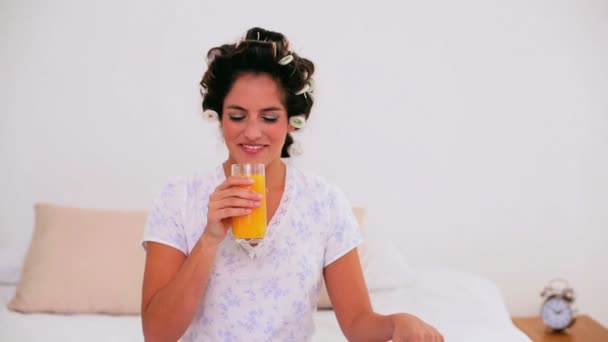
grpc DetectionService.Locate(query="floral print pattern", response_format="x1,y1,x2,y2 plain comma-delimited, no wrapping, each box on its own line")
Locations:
143,165,362,341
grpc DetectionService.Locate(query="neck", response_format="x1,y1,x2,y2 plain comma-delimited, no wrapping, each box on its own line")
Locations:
222,158,286,192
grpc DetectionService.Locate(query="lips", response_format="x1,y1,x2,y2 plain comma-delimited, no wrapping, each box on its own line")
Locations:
239,144,266,154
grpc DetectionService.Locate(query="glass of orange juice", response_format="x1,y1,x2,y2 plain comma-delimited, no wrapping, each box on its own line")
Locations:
231,163,267,243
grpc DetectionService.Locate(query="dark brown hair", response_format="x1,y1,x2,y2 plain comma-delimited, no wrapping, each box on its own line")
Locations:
200,27,315,157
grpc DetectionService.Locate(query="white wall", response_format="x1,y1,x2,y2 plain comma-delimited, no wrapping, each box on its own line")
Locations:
2,0,607,326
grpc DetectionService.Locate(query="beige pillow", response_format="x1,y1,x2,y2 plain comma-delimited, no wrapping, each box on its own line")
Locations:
8,203,147,315
316,207,366,309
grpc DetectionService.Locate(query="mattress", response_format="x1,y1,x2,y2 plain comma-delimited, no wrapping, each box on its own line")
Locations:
1,268,531,341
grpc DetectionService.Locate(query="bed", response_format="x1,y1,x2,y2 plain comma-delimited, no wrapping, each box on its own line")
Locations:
1,268,530,341
0,203,531,341
314,268,532,342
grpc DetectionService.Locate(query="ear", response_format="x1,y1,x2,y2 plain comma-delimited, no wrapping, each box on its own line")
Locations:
287,124,296,133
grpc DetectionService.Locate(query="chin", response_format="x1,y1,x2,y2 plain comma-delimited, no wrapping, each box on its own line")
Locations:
233,156,280,168
230,155,266,165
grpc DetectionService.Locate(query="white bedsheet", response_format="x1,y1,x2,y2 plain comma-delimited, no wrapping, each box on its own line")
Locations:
0,285,143,342
0,268,531,341
314,268,531,341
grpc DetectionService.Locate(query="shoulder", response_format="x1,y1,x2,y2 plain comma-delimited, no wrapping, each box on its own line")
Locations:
289,165,347,202
154,165,223,203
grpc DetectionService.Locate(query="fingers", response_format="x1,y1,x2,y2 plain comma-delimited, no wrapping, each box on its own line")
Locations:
420,327,442,342
393,323,443,342
213,207,252,221
399,332,442,342
429,325,443,342
207,177,264,223
210,187,262,203
419,320,442,342
209,197,260,211
215,176,253,191
208,192,258,221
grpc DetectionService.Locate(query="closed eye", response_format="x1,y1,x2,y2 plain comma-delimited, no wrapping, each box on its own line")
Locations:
262,116,279,123
228,114,246,121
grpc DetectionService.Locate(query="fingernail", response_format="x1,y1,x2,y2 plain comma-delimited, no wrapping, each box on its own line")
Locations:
253,201,261,207
255,193,263,199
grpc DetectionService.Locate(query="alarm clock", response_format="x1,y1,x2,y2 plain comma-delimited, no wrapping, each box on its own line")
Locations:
540,278,577,332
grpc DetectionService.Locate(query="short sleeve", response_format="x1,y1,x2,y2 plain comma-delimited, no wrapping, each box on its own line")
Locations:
142,179,188,255
323,185,363,267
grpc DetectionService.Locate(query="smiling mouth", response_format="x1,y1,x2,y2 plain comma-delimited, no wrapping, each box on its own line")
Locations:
239,144,266,154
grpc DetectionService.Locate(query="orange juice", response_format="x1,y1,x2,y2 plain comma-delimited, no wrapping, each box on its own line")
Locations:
232,173,267,239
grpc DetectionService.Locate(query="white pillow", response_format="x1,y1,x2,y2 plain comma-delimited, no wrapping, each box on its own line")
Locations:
0,246,26,285
361,234,415,291
317,223,416,310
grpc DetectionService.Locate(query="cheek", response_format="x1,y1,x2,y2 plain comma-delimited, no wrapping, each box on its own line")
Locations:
221,120,240,139
267,124,289,142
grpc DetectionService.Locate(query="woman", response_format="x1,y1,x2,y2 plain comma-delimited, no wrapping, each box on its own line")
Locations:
141,27,443,342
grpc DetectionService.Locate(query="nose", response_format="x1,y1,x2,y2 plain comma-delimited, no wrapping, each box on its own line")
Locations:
243,117,262,140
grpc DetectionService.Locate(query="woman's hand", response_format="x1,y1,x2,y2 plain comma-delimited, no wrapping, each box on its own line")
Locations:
390,313,444,342
203,176,262,246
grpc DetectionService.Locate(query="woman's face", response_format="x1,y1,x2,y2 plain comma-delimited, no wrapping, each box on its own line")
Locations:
221,73,293,167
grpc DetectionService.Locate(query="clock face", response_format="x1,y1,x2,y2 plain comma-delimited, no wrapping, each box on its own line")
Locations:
541,297,573,330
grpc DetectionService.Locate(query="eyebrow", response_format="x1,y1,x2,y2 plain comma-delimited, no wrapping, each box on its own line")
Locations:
226,105,283,113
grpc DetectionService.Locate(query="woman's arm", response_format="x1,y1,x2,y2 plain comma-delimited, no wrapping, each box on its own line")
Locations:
141,236,219,342
141,176,260,342
325,249,443,342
